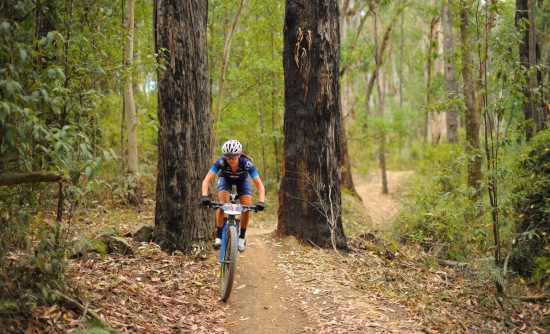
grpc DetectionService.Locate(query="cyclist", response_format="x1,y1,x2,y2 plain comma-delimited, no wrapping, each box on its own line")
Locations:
201,139,265,252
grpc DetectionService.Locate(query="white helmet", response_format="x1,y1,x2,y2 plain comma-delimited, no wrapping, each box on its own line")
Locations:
222,140,242,155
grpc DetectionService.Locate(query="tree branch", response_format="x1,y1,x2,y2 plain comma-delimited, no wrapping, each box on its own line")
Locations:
0,172,64,186
53,289,111,328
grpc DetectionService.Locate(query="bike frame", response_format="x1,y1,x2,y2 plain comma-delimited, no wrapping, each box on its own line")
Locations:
206,197,258,301
210,201,256,262
219,214,240,263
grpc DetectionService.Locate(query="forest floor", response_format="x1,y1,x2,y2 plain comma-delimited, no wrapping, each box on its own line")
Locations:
21,171,550,333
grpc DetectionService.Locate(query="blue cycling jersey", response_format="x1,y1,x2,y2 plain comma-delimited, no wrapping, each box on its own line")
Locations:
210,156,260,181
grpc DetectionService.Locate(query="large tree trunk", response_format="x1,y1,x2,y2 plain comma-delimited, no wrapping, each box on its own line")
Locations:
516,0,544,140
154,0,215,254
124,0,141,203
442,0,458,144
278,0,347,250
459,1,482,194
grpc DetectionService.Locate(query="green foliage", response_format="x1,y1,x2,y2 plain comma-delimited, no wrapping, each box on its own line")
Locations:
510,129,550,281
477,257,507,292
91,239,108,258
209,0,285,191
391,143,483,260
74,320,117,334
531,257,550,286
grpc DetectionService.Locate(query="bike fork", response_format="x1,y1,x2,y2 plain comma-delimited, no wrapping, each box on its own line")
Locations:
219,221,239,263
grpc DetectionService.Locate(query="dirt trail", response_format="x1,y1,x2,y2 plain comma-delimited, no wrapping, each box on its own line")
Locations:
222,231,424,333
221,171,425,333
353,171,414,226
224,233,312,333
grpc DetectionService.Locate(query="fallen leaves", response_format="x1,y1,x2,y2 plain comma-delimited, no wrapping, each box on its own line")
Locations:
66,245,227,333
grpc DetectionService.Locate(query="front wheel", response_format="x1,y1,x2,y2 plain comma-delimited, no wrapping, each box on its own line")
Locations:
220,225,238,301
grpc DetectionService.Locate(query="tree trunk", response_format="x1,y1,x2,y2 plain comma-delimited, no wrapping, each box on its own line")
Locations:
124,0,141,204
516,0,543,140
35,0,56,72
154,0,215,254
459,1,482,194
425,13,440,143
340,125,357,195
364,2,406,115
213,0,249,125
442,0,458,144
372,1,389,195
528,0,544,133
339,0,357,195
278,0,347,250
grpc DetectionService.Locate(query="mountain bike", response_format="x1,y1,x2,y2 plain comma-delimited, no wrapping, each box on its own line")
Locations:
208,195,258,301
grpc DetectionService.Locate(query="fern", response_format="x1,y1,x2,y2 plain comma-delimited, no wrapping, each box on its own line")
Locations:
477,257,507,292
74,319,117,334
531,257,550,285
0,299,18,314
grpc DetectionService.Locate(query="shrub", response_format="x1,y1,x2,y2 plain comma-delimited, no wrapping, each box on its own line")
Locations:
391,143,482,260
510,129,550,282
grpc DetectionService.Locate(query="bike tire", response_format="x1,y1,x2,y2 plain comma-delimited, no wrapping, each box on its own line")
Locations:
220,225,238,301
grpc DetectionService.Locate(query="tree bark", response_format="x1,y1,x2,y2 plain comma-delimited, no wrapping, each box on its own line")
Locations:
154,0,215,254
442,0,458,144
372,1,389,195
278,0,347,250
339,125,357,195
516,0,543,140
425,13,440,143
124,0,141,203
459,1,482,194
339,0,357,195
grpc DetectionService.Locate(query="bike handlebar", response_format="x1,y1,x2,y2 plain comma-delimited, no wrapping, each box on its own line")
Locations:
208,201,258,213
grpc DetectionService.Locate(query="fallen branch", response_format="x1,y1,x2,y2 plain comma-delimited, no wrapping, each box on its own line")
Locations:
78,302,89,330
0,172,64,186
436,259,469,267
510,295,550,302
53,290,110,328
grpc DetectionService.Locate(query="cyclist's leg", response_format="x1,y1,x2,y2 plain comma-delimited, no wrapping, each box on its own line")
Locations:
237,178,252,229
217,177,232,228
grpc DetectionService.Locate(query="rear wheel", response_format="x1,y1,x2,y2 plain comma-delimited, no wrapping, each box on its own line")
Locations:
220,225,237,301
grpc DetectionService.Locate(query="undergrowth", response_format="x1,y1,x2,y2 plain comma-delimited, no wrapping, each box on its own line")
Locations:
510,129,550,286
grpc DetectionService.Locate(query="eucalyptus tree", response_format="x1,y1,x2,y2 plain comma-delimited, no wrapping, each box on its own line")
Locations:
1,0,123,324
371,0,389,194
153,0,215,254
338,0,361,195
208,0,285,189
441,0,459,144
1,0,122,218
278,0,347,250
458,0,482,195
124,0,141,203
213,0,249,126
515,0,546,140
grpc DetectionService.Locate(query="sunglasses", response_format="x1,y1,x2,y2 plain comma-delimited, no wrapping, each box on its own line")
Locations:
225,154,239,160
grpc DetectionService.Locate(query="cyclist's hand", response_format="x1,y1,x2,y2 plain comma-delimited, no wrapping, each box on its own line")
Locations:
201,196,211,206
256,202,265,211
